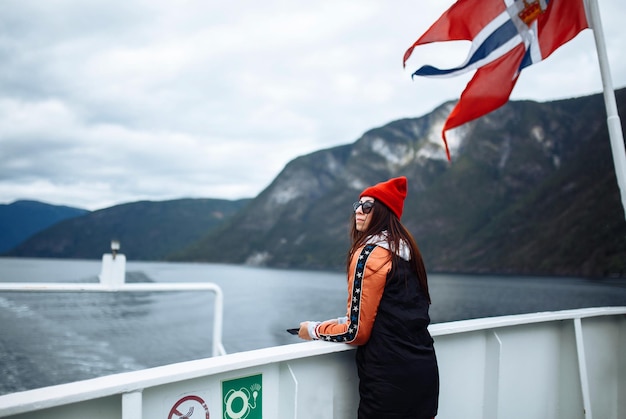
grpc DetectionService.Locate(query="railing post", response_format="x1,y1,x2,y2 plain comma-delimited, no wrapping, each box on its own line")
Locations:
483,331,502,419
574,317,593,419
122,390,142,419
212,285,225,357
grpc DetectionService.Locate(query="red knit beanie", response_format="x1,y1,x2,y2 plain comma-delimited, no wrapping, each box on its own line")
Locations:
359,176,407,219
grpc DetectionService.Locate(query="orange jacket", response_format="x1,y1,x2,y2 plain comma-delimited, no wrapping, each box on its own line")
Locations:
316,244,391,345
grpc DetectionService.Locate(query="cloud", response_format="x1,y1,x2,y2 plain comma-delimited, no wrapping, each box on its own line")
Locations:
0,0,624,210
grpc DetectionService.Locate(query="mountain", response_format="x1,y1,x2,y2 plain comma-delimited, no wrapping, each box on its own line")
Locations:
0,200,89,253
8,90,626,277
7,198,250,260
172,88,626,278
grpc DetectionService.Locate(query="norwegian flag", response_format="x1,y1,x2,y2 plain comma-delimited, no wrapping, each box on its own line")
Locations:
403,0,589,160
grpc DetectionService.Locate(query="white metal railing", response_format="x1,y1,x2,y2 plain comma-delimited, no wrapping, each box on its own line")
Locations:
0,307,623,419
0,253,226,357
0,281,226,358
427,306,626,419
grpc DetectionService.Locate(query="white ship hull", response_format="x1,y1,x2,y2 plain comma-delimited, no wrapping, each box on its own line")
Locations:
0,307,624,419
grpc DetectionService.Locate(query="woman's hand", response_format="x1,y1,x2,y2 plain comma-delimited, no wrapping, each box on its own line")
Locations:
299,319,339,340
298,322,313,340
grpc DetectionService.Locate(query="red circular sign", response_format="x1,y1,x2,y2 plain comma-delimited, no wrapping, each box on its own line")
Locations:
168,395,210,419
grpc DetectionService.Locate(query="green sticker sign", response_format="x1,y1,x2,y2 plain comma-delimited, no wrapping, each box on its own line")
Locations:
222,374,262,419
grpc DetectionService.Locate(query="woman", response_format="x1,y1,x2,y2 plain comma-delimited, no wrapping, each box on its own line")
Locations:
298,176,439,419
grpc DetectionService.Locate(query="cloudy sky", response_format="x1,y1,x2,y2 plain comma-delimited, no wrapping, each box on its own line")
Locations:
1,0,624,210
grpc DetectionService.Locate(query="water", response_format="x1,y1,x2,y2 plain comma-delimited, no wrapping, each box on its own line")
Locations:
1,257,625,395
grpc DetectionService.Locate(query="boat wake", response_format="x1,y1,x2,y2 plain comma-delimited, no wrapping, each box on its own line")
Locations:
0,295,146,395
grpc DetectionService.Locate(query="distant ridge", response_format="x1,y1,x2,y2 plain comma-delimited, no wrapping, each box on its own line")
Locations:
0,200,88,253
6,198,250,260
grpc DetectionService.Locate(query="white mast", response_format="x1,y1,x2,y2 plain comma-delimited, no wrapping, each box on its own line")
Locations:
585,0,626,220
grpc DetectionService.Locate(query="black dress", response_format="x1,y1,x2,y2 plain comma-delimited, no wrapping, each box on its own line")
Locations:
355,257,439,419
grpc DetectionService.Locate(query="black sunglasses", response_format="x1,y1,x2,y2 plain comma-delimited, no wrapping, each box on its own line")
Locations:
353,201,375,214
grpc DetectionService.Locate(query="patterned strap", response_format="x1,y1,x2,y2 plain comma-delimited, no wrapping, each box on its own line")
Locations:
321,244,376,343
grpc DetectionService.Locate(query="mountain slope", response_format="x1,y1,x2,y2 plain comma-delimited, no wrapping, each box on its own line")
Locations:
8,198,250,260
173,89,626,277
0,200,89,253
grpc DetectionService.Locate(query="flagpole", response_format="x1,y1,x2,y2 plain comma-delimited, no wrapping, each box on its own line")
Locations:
585,0,626,220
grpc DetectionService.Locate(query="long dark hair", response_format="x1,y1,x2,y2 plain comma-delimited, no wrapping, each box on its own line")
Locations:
346,200,431,303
